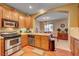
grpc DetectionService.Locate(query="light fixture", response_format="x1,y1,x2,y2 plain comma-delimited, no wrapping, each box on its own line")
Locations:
20,16,23,19
46,17,50,19
29,5,32,9
38,9,46,14
43,17,50,19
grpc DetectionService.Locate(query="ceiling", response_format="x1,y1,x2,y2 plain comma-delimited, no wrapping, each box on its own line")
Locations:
7,3,67,14
37,12,68,21
7,3,68,21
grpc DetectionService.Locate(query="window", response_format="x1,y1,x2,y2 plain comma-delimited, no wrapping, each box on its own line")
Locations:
44,24,53,32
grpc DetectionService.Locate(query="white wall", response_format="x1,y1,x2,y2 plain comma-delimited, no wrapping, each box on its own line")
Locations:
50,18,68,36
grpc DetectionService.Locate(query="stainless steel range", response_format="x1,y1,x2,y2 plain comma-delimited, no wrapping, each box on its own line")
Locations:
0,32,21,56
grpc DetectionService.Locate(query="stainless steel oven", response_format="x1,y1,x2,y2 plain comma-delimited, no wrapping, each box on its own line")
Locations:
5,37,21,50
4,36,21,56
0,32,21,56
4,35,21,56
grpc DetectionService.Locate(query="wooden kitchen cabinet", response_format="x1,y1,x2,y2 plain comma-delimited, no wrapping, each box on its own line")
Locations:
74,39,79,56
28,34,50,51
70,37,74,55
19,14,26,28
25,16,33,28
0,38,4,56
21,35,28,48
41,36,49,50
3,8,12,19
19,15,33,28
35,35,41,48
0,17,2,28
11,11,19,21
70,37,79,56
0,6,3,17
0,6,3,28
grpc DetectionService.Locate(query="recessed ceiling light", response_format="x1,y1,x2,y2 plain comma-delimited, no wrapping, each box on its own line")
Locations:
43,17,50,19
20,16,23,19
47,17,50,19
29,5,32,9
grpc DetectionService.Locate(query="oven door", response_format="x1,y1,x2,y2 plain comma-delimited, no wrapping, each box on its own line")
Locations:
5,37,21,50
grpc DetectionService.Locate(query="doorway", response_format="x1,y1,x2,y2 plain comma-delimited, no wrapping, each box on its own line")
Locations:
35,12,70,51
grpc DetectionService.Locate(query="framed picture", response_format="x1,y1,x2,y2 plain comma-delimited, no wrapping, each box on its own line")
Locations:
60,24,65,28
2,19,19,28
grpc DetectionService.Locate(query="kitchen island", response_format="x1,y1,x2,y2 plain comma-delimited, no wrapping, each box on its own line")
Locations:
20,33,55,51
20,33,51,36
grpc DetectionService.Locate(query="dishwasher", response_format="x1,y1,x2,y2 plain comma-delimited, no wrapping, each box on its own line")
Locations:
28,35,35,46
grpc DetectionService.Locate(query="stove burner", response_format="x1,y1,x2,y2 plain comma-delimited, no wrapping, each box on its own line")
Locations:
0,32,21,39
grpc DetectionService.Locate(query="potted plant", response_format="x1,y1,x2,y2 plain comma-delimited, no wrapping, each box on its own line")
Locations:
64,28,68,33
57,28,61,33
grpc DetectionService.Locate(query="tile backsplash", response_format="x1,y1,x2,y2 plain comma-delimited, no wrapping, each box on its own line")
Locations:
0,28,32,33
0,28,19,33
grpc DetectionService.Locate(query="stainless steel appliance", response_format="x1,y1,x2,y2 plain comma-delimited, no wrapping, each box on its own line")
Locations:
28,35,35,46
0,32,21,56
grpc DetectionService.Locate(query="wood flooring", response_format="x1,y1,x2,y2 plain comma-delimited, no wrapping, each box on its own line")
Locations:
12,46,72,56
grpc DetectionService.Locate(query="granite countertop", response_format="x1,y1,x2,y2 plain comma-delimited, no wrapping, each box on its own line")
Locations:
0,36,4,39
20,33,51,36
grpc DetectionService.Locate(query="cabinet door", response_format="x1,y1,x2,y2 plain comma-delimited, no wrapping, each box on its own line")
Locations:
0,38,4,56
21,35,28,48
11,11,19,21
70,37,75,55
74,39,79,56
0,6,3,17
0,6,3,28
25,16,33,28
19,15,25,28
41,36,49,50
3,8,12,19
35,35,41,48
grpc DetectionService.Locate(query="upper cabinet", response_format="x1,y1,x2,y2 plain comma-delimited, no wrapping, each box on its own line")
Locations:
3,8,19,21
0,6,3,17
11,10,19,21
0,4,33,29
3,8,12,20
19,15,33,28
25,16,33,28
0,6,3,28
19,14,26,28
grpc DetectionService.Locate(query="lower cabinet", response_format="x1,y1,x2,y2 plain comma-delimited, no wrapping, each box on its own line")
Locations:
71,37,79,56
35,35,49,50
35,35,41,48
74,39,79,56
21,34,52,51
21,35,28,48
0,38,4,56
41,36,49,50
